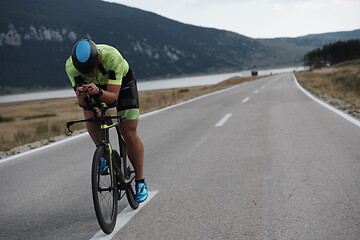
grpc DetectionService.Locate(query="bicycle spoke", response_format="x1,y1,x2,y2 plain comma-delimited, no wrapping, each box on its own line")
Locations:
97,174,115,223
98,191,113,222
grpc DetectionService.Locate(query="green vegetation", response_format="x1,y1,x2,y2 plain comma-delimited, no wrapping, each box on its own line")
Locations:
304,39,360,68
179,89,189,93
0,114,14,122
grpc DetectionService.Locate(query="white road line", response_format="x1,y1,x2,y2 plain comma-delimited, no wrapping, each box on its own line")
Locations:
90,191,158,240
293,74,360,128
215,113,232,127
254,90,259,94
242,97,250,103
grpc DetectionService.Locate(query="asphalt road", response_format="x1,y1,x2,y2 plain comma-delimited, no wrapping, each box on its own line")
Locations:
1,73,359,239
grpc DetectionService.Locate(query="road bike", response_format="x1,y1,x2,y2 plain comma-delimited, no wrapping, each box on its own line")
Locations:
66,97,139,234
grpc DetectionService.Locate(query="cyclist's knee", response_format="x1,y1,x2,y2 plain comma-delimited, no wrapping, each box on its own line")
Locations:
122,127,138,143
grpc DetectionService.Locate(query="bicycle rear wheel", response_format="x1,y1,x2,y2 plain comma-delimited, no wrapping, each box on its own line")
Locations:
125,161,139,210
91,146,118,234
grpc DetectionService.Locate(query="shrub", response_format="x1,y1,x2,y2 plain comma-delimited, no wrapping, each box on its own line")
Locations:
0,114,14,122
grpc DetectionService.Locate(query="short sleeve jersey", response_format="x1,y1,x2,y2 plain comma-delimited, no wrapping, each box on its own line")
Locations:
65,44,129,87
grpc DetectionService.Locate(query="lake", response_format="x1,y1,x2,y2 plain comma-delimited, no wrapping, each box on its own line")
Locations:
0,66,306,103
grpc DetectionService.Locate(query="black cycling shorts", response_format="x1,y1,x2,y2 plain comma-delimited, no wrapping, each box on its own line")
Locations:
117,68,139,111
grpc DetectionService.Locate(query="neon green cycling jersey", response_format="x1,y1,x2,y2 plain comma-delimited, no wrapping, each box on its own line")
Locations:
65,44,129,87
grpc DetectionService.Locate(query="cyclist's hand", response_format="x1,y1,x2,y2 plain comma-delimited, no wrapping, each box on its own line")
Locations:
84,83,100,96
75,85,87,97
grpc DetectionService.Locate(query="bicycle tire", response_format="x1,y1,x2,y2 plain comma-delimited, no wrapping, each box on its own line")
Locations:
123,152,139,210
126,181,139,210
91,146,118,234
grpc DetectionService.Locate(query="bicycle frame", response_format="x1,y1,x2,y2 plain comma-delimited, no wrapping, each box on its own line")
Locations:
66,100,133,191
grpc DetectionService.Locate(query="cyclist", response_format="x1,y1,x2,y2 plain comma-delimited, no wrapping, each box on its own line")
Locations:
65,39,148,203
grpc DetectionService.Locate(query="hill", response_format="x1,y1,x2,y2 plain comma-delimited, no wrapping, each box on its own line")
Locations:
260,29,360,48
258,29,360,64
0,0,359,93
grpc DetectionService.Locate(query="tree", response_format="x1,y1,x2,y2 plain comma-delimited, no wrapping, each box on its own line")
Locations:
304,39,360,68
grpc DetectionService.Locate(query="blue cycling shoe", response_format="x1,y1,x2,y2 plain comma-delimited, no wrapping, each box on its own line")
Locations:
100,157,109,175
135,179,148,203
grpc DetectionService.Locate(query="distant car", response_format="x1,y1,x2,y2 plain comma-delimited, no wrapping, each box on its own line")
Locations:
251,70,258,76
326,63,331,68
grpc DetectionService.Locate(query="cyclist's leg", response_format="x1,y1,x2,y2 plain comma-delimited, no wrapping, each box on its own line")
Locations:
117,68,144,180
83,109,101,145
122,119,147,203
117,108,146,204
75,95,101,145
118,109,144,180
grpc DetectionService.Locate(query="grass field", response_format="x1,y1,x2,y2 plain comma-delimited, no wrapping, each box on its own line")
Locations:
295,59,360,118
0,75,261,152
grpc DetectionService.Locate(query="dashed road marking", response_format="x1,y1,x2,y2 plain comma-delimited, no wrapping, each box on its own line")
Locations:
215,113,232,127
242,97,250,103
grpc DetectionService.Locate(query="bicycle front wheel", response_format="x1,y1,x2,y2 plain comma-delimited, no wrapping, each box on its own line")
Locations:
91,146,118,234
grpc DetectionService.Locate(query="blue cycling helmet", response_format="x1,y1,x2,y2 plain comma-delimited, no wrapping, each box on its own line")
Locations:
71,39,99,74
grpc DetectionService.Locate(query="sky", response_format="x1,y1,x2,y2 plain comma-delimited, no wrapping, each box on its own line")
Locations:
103,0,360,38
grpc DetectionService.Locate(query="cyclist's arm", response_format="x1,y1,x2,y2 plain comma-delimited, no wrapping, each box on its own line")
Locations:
82,83,120,104
98,84,120,104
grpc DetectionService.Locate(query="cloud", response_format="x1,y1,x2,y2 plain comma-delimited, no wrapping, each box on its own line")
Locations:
103,0,360,38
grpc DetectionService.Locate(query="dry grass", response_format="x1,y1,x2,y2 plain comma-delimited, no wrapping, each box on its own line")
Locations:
0,75,261,151
295,59,360,117
0,98,85,151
